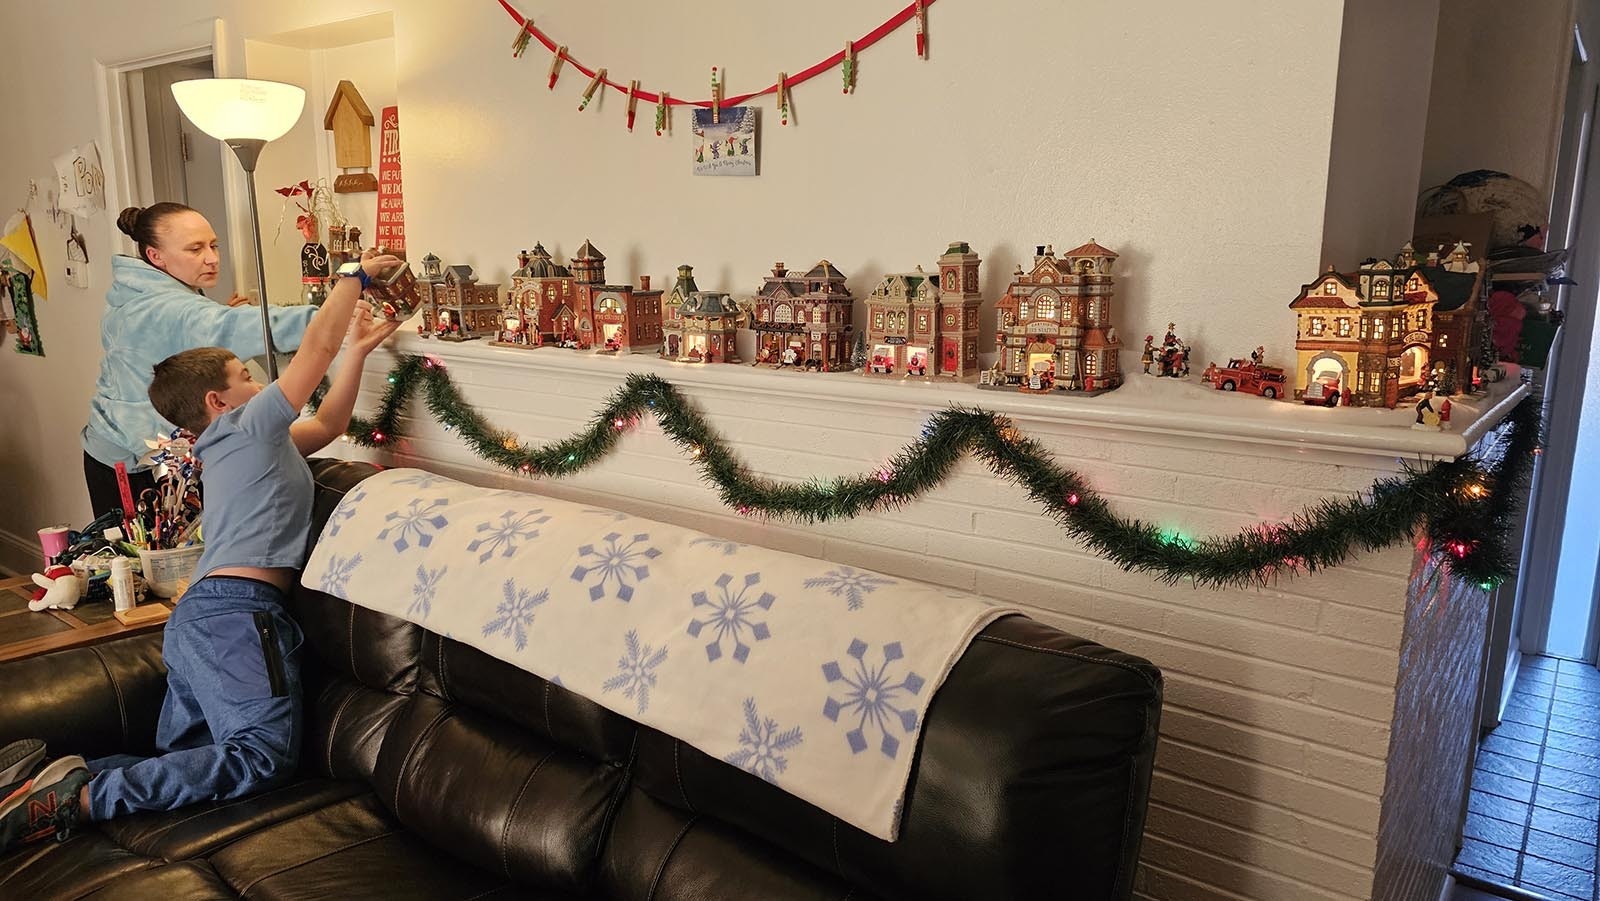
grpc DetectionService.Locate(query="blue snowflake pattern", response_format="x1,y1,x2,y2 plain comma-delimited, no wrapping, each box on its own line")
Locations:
687,572,774,663
572,532,662,602
378,498,450,552
319,553,363,596
323,487,366,539
689,536,744,556
803,566,897,611
821,639,925,759
480,579,548,652
393,472,451,490
466,509,551,563
723,698,804,785
407,564,447,620
601,629,667,713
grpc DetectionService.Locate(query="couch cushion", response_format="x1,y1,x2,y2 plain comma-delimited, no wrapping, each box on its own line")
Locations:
372,693,626,894
621,614,1162,900
0,830,157,898
80,861,235,900
0,633,166,762
207,793,559,900
599,788,865,901
98,777,366,861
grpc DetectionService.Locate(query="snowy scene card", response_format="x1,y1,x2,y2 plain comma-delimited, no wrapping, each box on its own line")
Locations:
692,106,758,176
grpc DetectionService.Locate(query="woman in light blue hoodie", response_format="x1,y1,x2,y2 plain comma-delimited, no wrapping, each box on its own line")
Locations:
81,203,317,517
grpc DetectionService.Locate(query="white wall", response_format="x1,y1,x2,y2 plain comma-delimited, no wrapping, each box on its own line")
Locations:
0,0,1368,554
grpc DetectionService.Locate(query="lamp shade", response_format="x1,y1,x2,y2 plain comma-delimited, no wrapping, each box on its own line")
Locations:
171,79,305,142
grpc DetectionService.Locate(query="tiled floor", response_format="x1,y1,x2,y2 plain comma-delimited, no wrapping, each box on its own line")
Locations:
1455,656,1600,900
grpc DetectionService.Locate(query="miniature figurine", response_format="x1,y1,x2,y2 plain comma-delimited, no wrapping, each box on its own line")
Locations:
1142,335,1155,374
1206,356,1288,399
1413,390,1443,430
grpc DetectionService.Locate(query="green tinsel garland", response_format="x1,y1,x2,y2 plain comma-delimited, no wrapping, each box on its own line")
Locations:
319,354,1541,590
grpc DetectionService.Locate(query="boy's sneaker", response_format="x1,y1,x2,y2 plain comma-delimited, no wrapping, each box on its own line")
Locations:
0,740,45,797
0,755,91,853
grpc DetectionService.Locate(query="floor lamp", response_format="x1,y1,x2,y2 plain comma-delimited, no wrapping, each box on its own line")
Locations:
171,79,306,381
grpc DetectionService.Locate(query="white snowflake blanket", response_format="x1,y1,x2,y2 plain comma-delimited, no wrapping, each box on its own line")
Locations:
301,468,1014,841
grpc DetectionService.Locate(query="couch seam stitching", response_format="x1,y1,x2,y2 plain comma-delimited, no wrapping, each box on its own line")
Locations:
974,635,1160,692
87,645,129,747
674,740,696,813
646,814,699,901
131,780,309,851
238,828,397,894
591,731,638,866
392,706,453,818
498,749,557,879
324,687,361,776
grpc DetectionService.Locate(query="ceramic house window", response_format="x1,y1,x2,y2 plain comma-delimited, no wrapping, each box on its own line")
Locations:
1037,295,1058,320
1310,317,1326,336
775,304,792,324
874,311,884,330
1019,300,1031,320
1323,281,1338,296
1337,318,1351,337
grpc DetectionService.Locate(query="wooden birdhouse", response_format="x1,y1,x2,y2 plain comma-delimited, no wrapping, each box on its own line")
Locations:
324,80,378,193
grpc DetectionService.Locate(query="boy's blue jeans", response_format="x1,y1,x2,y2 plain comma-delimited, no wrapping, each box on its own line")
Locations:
84,576,304,821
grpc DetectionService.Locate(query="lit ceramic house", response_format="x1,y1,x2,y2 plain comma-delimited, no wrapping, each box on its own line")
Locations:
496,243,578,347
864,268,938,377
424,263,501,342
933,241,985,380
988,240,1122,393
1290,242,1480,406
568,240,664,354
674,291,745,363
414,252,444,334
660,264,698,359
749,260,854,370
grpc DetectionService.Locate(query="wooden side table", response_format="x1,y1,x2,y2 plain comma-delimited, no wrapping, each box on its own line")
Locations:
0,575,173,663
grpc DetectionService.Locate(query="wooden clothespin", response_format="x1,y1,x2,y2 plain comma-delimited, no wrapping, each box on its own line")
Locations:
511,19,534,58
777,73,790,126
626,80,640,131
578,68,606,112
711,66,722,124
916,1,928,58
655,91,671,136
842,42,856,94
548,45,567,90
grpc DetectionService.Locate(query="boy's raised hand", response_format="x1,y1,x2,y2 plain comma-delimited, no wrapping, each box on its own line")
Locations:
347,300,401,355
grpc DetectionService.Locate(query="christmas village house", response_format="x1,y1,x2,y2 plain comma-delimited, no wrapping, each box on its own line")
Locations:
495,243,579,348
660,264,697,360
750,261,854,370
987,240,1123,393
862,242,984,381
417,257,501,342
1289,241,1482,407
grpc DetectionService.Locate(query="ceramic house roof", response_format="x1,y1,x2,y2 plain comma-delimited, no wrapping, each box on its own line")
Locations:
759,278,806,299
1418,266,1479,312
444,265,477,285
803,260,846,280
573,240,605,261
682,291,741,317
1289,270,1363,309
670,266,699,302
1062,239,1118,259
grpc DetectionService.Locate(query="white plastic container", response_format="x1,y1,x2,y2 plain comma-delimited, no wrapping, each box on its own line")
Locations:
138,545,204,598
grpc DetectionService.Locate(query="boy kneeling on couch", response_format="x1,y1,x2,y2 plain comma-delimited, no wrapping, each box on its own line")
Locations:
1,249,401,852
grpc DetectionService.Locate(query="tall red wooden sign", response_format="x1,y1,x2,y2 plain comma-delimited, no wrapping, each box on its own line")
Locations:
376,106,406,255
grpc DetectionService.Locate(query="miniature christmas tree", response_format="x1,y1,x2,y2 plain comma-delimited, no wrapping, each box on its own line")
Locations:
851,329,868,370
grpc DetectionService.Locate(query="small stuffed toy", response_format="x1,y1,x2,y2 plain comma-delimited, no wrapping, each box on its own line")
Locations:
29,565,82,611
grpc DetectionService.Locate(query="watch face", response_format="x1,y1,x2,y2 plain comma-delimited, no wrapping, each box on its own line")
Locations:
338,262,362,276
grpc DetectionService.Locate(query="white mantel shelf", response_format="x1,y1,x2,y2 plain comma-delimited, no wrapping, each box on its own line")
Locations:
383,334,1531,463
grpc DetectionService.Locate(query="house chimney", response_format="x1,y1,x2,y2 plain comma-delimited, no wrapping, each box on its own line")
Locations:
772,262,787,277
1035,245,1046,258
640,275,652,291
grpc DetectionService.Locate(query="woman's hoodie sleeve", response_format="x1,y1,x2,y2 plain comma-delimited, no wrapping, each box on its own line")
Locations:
176,299,318,357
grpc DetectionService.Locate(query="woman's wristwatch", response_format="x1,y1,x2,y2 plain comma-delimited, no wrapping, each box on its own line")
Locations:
336,261,372,290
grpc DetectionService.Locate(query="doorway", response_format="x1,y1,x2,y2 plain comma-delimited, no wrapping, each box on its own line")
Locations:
123,57,236,300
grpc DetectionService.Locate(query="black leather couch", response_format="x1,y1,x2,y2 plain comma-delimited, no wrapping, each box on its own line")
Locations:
0,460,1162,900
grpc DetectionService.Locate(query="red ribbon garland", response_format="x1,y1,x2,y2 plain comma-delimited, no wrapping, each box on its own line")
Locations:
494,0,936,108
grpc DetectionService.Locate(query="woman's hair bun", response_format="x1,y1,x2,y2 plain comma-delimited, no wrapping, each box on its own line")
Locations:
116,207,145,239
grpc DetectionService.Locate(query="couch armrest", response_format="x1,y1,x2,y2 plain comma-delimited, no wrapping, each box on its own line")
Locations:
0,633,166,760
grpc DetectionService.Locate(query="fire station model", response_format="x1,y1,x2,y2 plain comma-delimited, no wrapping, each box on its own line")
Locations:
861,241,985,381
982,240,1124,394
491,241,663,353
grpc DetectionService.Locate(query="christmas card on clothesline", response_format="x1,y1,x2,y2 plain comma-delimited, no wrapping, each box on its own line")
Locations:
692,106,757,177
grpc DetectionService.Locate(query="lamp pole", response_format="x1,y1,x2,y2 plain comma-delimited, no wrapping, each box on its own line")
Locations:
223,137,279,381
